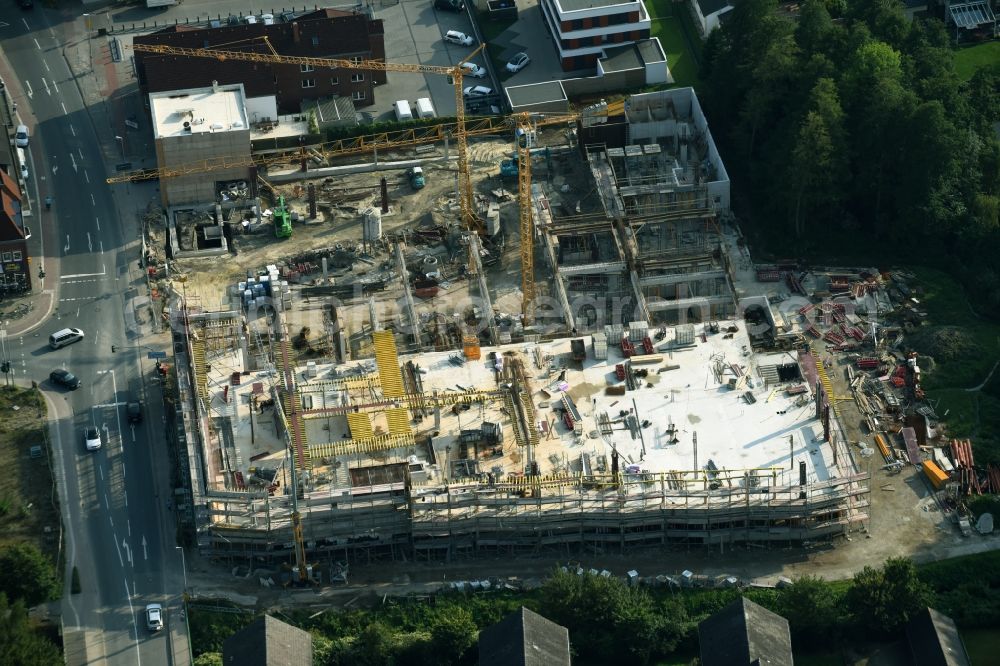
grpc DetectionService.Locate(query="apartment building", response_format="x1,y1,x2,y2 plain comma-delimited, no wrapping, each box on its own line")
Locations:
134,8,385,113
539,0,652,71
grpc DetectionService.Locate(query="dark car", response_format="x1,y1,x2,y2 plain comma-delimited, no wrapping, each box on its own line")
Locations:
434,0,464,11
50,369,80,390
17,0,34,9
127,401,143,424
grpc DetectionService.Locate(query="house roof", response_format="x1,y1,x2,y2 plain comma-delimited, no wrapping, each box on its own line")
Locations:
698,597,793,666
636,38,666,65
135,9,384,98
222,615,313,666
506,81,568,108
906,608,971,666
478,607,571,666
0,169,25,243
698,0,733,16
600,44,644,73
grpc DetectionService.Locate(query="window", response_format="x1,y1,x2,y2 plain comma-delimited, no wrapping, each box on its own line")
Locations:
351,91,366,101
311,36,319,46
330,77,339,85
301,79,316,88
1,252,10,262
12,251,22,261
350,56,363,64
351,73,364,83
300,64,314,73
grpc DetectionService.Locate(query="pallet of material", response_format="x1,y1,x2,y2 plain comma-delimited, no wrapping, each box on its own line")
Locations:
806,325,821,338
606,385,626,396
631,354,664,365
785,384,808,395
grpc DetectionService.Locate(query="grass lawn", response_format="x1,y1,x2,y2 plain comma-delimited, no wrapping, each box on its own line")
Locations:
0,386,60,566
906,267,1000,462
647,0,702,89
953,42,1000,81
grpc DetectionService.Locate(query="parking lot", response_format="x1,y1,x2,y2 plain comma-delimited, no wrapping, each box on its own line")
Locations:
375,1,490,119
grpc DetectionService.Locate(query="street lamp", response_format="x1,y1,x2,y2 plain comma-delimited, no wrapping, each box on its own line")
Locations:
175,545,188,592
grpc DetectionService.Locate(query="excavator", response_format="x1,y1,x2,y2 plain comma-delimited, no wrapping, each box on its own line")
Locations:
273,196,293,239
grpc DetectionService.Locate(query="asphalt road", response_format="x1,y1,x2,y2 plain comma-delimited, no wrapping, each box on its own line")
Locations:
2,10,183,666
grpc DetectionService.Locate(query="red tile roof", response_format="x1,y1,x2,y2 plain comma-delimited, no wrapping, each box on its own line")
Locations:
0,169,25,243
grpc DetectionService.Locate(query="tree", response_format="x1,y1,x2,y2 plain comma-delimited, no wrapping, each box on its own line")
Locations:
0,594,62,666
538,569,687,665
795,0,835,55
0,543,59,608
777,576,844,644
348,621,397,666
845,557,932,636
192,654,223,666
428,607,477,665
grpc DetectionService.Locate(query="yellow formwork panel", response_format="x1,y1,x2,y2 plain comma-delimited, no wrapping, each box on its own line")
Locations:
309,432,414,459
386,408,412,436
372,331,405,398
346,412,375,439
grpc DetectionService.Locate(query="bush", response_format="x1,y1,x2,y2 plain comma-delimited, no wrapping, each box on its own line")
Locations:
0,543,59,607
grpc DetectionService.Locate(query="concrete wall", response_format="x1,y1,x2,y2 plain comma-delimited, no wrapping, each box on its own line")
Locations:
562,67,645,98
158,129,252,207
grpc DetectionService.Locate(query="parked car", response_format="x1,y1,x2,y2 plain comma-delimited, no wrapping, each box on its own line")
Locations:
463,85,494,98
127,401,144,424
506,52,531,73
145,604,163,632
84,427,102,452
49,368,80,390
444,30,474,47
461,62,488,79
14,125,29,147
434,0,465,12
17,0,35,9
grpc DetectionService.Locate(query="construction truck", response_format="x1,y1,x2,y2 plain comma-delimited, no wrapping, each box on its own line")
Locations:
407,166,425,189
273,196,293,238
499,153,519,178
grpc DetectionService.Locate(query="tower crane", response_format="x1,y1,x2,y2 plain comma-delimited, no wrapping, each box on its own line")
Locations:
104,116,510,184
129,38,486,231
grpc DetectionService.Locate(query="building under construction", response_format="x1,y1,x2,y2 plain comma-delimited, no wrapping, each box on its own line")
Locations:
169,88,869,573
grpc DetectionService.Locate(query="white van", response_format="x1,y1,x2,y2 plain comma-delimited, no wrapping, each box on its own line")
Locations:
16,147,28,181
49,328,85,350
394,100,413,122
415,98,436,119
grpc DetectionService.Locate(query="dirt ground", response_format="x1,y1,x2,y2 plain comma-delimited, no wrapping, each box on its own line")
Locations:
150,128,582,315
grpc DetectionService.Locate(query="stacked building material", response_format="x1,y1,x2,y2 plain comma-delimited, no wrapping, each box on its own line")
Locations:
857,357,880,369
823,331,845,345
986,464,1000,493
950,439,982,495
806,325,821,338
620,335,635,358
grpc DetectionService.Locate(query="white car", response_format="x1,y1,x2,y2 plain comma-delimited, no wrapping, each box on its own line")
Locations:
463,85,494,98
84,427,102,452
145,604,163,632
260,13,275,24
506,52,530,73
14,125,29,147
461,62,487,79
444,30,474,46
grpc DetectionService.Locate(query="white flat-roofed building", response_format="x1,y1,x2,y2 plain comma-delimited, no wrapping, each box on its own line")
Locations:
150,82,252,207
539,0,652,71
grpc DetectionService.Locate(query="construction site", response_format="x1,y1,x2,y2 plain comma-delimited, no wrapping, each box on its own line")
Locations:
118,80,894,582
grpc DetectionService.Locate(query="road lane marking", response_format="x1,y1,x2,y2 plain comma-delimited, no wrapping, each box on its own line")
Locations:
52,79,59,93
84,170,90,184
87,232,92,252
62,270,106,279
43,60,50,72
99,466,104,481
141,536,147,561
92,401,127,409
104,493,110,510
100,240,104,254
63,235,69,253
95,215,99,230
78,148,84,160
33,38,41,50
69,152,76,172
42,77,50,95
25,81,32,99
115,538,123,567
22,19,30,31
69,123,76,136
128,520,131,538
90,193,95,206
123,581,142,665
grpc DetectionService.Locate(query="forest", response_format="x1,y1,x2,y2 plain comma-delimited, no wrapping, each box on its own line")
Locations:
700,0,999,314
